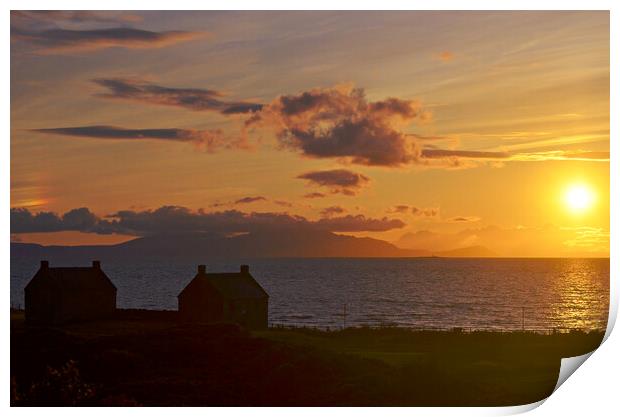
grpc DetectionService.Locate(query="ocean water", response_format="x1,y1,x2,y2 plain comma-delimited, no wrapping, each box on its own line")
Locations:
11,258,610,331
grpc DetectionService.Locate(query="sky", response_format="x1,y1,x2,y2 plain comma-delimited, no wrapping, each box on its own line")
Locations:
10,11,610,256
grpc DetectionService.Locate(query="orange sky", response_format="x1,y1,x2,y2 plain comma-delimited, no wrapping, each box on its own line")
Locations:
10,11,610,256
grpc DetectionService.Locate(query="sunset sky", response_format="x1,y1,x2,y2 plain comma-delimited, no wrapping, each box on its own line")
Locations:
10,11,610,256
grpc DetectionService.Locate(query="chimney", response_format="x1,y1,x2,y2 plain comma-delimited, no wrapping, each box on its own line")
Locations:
40,260,49,270
198,265,206,274
92,260,101,269
240,265,249,274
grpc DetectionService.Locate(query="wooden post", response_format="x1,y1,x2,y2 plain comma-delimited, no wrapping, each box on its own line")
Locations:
521,307,525,332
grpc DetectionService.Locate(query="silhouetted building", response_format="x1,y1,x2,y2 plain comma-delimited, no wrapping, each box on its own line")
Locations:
178,265,269,329
24,260,117,325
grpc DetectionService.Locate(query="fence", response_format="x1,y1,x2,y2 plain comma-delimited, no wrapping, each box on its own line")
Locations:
267,302,607,335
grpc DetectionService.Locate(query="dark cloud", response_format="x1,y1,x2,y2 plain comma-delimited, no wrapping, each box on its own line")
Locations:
320,206,346,217
32,125,227,152
234,196,267,204
448,216,481,223
11,206,406,236
388,205,439,217
11,207,99,233
297,169,370,196
93,78,263,115
211,196,268,208
246,86,426,166
411,207,440,217
274,200,294,207
388,205,411,214
303,192,327,199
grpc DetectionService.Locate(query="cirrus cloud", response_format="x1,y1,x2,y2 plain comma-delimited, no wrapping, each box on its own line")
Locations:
92,78,263,115
31,125,229,152
12,27,206,54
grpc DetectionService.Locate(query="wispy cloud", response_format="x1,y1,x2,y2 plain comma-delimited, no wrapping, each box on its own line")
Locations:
509,150,610,162
11,10,143,27
421,149,510,159
93,78,263,114
421,148,609,164
447,216,481,223
12,27,205,54
387,205,440,217
303,192,327,199
320,206,346,217
32,125,227,152
234,196,267,204
412,207,440,217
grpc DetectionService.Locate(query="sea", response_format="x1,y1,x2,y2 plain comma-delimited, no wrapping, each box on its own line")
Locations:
10,257,610,332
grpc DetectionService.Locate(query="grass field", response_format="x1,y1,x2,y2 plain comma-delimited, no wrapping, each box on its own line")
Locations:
10,309,604,406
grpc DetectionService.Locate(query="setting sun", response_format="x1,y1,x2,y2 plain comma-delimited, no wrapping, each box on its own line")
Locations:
565,184,595,213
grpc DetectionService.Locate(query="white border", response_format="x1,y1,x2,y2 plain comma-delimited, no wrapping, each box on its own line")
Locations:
4,1,617,416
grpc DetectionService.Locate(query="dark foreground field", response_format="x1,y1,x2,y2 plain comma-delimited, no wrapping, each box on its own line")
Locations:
11,309,604,406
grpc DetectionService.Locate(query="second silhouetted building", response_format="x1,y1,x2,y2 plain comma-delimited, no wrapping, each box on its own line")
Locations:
178,264,269,329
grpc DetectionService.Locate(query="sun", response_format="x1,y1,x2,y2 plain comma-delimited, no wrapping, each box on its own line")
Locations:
564,184,595,213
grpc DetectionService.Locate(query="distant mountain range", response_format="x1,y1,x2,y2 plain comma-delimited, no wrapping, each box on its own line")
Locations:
11,231,497,263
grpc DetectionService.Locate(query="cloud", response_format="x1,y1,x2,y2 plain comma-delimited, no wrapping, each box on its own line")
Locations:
411,207,440,217
388,205,411,214
245,85,605,168
387,205,481,224
12,27,205,54
421,149,510,159
421,148,609,163
396,225,609,257
561,226,610,249
387,205,439,217
11,11,143,27
211,196,269,208
11,207,99,233
314,215,405,232
93,78,263,114
447,216,481,223
246,85,427,166
11,206,406,236
303,192,327,199
320,206,346,217
297,169,370,196
274,200,294,207
32,125,228,152
234,196,267,204
509,150,610,162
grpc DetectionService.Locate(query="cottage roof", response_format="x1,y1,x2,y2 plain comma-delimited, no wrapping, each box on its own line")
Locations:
26,261,117,293
179,266,268,300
